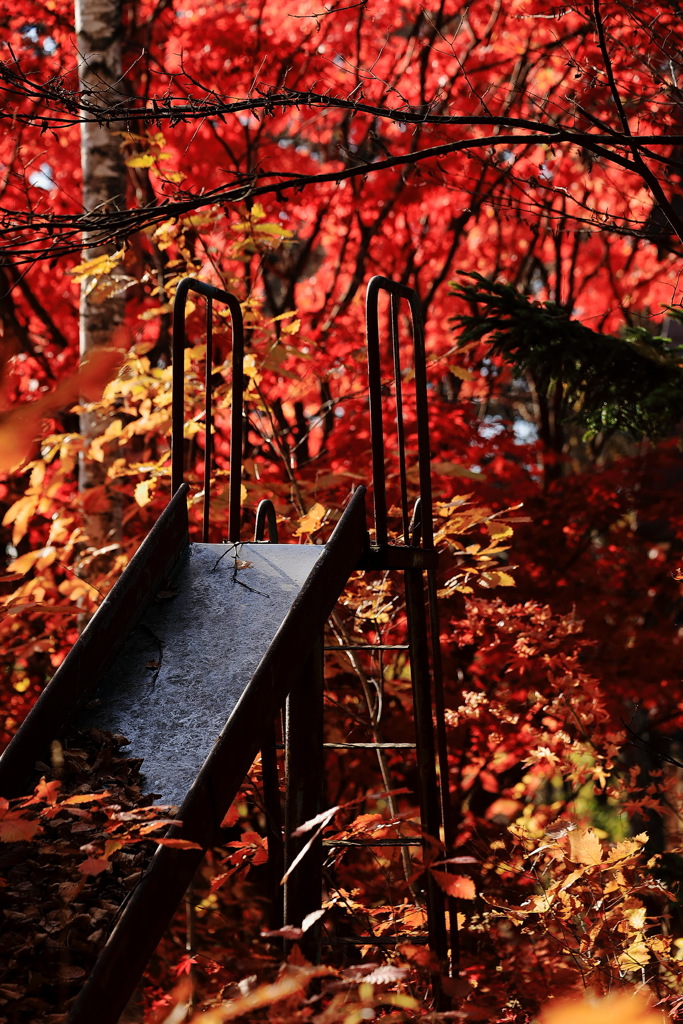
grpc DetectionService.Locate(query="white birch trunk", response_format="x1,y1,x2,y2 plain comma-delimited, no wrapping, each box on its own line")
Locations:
75,0,126,548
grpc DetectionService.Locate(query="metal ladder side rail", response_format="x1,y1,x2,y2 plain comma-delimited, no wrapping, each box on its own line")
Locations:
365,276,457,973
366,276,434,551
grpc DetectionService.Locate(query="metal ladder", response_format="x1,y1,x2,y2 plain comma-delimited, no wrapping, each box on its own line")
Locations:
205,277,460,977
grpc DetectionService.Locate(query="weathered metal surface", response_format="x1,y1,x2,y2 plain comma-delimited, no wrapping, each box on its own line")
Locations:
404,568,448,965
67,485,367,1024
0,484,190,798
83,541,325,805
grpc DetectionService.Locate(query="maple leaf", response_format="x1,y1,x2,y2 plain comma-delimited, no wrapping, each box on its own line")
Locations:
174,954,198,977
294,502,327,536
430,870,476,899
566,828,603,866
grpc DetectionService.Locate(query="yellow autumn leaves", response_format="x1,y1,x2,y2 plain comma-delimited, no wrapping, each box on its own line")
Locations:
494,824,675,985
434,495,522,595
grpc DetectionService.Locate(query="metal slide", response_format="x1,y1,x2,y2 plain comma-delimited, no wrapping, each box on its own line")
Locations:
0,480,367,1024
0,276,456,1020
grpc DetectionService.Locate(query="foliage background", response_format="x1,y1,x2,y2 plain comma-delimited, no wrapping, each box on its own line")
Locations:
1,1,683,1021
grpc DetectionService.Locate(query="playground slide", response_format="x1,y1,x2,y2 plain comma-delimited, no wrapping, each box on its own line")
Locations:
0,484,367,1024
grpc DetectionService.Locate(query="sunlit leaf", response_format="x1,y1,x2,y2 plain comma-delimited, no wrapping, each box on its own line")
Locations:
295,502,327,536
430,869,476,899
567,828,602,866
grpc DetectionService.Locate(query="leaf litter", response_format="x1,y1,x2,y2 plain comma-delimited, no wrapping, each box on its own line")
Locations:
0,728,180,1023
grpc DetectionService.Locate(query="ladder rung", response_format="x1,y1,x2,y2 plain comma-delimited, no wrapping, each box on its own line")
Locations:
323,742,416,749
323,934,429,946
324,644,410,651
272,742,416,751
323,837,423,847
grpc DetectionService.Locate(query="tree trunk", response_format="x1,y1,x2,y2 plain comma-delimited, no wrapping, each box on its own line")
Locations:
75,0,126,548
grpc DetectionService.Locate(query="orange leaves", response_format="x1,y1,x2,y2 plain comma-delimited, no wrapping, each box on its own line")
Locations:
152,837,203,850
487,821,675,991
430,870,476,900
0,328,129,475
185,963,335,1023
217,830,269,883
78,855,113,877
294,502,327,536
0,769,189,879
0,812,40,843
134,478,156,507
5,545,58,576
0,401,49,478
33,777,61,805
79,332,130,401
567,827,603,866
540,991,670,1024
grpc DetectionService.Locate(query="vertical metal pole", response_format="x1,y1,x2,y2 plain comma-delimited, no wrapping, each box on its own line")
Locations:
404,569,448,967
261,718,284,930
202,298,213,542
228,303,244,544
284,636,325,951
256,505,284,928
389,292,411,544
405,289,433,549
366,283,388,547
171,280,191,496
427,569,460,967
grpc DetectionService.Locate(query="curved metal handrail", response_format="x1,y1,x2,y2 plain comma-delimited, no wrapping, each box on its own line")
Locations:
254,499,278,543
365,276,434,550
172,278,244,542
